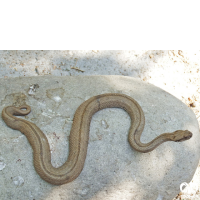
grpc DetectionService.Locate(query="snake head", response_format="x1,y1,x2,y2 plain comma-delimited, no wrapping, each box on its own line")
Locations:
172,130,193,142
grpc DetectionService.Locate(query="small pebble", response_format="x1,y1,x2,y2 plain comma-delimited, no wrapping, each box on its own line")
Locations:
149,54,154,59
189,102,196,107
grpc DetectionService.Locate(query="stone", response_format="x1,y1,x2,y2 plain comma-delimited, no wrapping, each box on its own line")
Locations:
0,75,199,200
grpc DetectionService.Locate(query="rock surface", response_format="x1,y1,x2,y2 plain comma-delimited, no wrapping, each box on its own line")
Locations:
0,75,199,200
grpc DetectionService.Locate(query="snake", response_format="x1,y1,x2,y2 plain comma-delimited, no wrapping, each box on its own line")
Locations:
1,93,192,185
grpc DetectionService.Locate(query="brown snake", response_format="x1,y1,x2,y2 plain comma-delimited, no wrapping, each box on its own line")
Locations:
2,93,192,185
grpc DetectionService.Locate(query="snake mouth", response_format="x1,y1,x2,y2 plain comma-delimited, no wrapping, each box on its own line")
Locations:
175,136,192,142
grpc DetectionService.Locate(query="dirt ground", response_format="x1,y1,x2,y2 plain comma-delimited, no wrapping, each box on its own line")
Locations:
0,50,199,200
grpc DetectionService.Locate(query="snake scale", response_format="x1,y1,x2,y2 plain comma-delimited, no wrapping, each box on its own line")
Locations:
2,93,192,185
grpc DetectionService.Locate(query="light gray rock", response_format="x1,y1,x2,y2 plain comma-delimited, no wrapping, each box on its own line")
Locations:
0,75,199,200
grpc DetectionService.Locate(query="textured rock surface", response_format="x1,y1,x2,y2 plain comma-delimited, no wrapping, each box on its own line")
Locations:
0,75,199,200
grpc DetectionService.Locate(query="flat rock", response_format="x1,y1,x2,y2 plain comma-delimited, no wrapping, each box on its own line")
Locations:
0,75,199,200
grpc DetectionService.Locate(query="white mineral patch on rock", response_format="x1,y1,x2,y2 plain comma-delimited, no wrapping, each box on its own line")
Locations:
12,176,24,186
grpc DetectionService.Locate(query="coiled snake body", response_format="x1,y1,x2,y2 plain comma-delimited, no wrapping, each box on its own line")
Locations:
2,93,192,185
